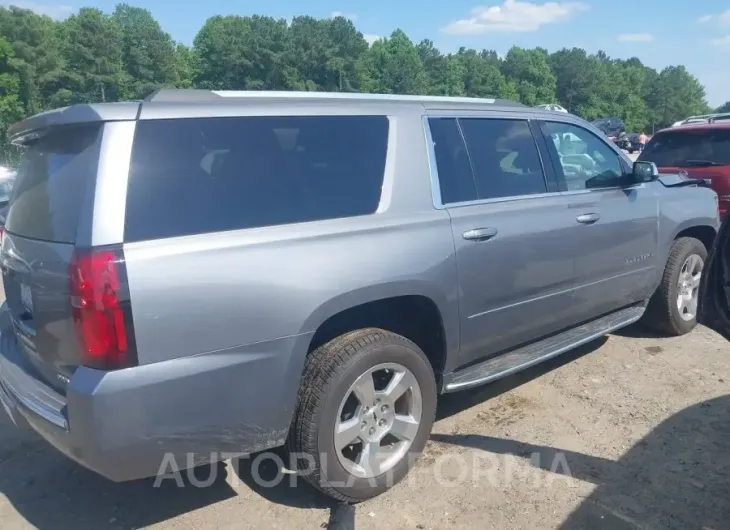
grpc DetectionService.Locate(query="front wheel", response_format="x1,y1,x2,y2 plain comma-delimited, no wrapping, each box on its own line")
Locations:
288,329,437,502
643,237,707,335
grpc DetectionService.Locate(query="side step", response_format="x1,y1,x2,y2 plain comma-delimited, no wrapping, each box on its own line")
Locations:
444,305,645,393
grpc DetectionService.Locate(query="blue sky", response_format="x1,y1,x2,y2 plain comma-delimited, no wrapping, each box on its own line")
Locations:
5,0,729,106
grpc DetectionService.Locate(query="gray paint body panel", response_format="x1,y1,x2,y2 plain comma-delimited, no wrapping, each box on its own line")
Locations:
0,92,720,482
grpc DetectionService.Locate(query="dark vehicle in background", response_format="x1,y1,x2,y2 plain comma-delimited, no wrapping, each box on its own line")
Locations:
700,213,730,340
614,132,642,153
591,117,625,140
638,123,730,219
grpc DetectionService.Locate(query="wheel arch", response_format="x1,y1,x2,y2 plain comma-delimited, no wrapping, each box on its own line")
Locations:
300,283,458,381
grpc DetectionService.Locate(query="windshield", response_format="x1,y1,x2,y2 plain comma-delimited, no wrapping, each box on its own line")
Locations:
639,129,730,167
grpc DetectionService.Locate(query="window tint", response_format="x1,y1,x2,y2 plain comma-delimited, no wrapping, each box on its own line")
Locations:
459,118,547,199
6,124,101,243
542,121,623,190
428,118,478,204
125,116,388,242
638,129,730,167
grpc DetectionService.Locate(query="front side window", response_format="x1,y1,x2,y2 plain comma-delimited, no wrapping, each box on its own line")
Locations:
125,115,389,242
541,121,624,190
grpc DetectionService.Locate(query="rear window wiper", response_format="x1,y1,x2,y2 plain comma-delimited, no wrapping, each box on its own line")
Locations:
675,159,724,167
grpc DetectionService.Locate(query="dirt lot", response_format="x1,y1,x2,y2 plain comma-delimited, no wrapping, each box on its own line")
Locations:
1,291,729,529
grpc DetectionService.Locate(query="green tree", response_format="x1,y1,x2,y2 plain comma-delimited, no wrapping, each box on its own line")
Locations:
0,6,720,160
646,66,710,129
0,6,67,115
0,36,24,165
550,48,602,115
455,48,515,99
174,43,198,88
717,100,730,113
501,46,556,105
194,15,292,90
286,16,369,91
61,8,126,103
417,40,465,96
113,3,179,98
367,30,428,94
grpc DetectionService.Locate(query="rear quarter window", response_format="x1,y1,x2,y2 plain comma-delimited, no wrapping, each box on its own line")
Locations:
124,115,389,242
5,124,101,243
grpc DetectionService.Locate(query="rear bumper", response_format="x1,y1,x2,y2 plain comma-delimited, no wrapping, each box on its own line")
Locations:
0,305,311,482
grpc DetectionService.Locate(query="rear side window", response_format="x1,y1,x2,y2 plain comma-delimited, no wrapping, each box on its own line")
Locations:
5,124,101,243
124,116,389,242
459,119,547,199
639,129,730,167
428,118,478,204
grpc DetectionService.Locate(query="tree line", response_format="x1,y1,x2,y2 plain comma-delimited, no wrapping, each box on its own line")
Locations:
0,3,726,164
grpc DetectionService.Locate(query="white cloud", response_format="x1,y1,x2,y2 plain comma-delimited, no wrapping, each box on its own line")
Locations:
363,34,381,45
617,33,654,43
331,11,357,21
697,9,730,26
441,0,589,35
1,1,74,19
711,35,730,51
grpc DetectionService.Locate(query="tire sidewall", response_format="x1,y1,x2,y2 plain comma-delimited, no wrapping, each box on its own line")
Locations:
313,340,436,501
667,240,707,334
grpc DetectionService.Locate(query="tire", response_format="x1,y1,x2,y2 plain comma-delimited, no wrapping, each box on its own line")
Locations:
643,237,707,336
288,328,437,503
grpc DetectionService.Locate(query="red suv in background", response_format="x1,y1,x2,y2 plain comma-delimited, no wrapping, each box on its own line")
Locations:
638,123,730,218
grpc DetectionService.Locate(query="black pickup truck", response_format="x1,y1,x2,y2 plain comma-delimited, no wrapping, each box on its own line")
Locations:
591,117,625,140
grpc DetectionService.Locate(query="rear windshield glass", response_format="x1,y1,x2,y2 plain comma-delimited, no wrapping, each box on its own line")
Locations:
639,129,730,167
125,115,389,242
5,124,101,243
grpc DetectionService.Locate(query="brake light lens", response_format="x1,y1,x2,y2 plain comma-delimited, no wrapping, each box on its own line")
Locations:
69,248,136,370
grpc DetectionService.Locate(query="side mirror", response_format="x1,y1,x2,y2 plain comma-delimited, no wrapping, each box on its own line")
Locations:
632,160,659,183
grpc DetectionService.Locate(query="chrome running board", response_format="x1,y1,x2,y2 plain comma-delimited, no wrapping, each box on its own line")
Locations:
444,305,645,393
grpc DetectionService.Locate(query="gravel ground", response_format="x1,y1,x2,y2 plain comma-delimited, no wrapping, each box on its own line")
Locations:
1,293,729,529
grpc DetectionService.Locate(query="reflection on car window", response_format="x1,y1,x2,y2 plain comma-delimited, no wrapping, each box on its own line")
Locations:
459,118,547,199
542,122,623,190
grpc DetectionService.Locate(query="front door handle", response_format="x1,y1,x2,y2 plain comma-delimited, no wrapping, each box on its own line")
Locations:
463,227,498,241
576,213,600,224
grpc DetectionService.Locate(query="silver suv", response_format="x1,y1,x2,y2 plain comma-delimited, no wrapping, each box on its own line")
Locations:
0,90,719,502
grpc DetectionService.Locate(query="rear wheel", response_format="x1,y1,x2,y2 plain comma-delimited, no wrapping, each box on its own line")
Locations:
643,237,707,335
288,328,437,502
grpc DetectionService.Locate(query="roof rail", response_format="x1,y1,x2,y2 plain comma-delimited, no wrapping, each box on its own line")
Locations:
142,88,526,107
709,112,730,123
677,112,730,126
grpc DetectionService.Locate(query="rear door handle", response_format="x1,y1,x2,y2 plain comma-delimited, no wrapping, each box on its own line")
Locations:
463,227,498,241
576,213,600,224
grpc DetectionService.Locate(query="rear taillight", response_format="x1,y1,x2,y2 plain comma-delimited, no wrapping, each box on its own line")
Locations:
69,248,137,370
